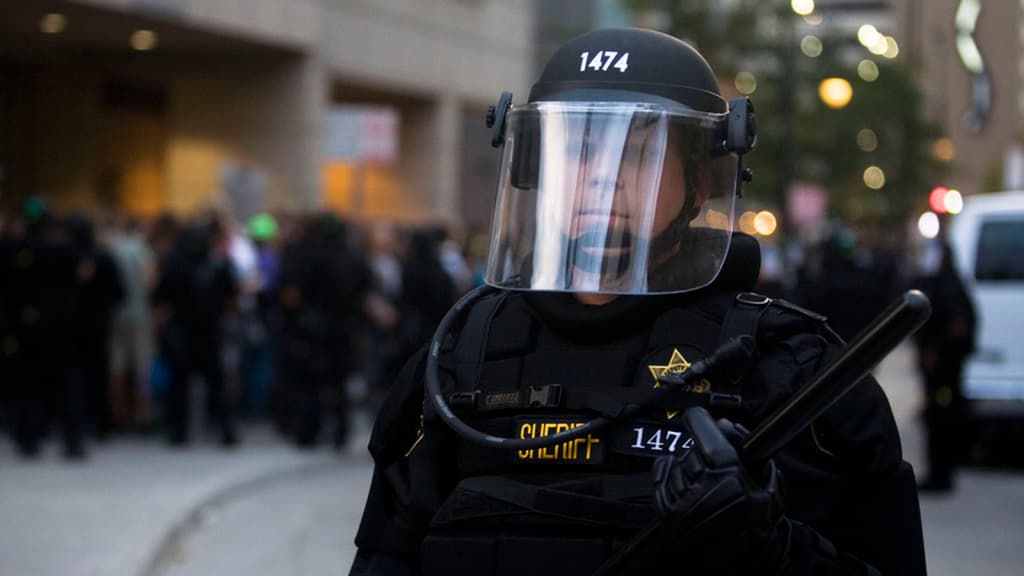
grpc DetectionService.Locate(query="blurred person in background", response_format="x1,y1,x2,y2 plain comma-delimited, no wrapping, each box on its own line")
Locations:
237,212,281,418
108,215,157,430
0,208,16,432
796,223,897,340
275,213,371,449
463,226,491,288
438,226,474,296
911,237,976,493
68,214,125,441
5,199,86,458
397,228,456,363
153,214,240,447
361,221,404,410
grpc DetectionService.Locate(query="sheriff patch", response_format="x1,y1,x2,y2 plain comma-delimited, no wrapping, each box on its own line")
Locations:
514,417,605,463
648,348,712,419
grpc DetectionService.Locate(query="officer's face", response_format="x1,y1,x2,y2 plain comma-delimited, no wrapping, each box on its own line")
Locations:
566,130,687,261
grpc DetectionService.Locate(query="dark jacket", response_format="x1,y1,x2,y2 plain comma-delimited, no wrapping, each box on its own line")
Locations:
351,287,925,576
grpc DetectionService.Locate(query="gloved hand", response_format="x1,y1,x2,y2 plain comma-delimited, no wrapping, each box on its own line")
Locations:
652,406,790,574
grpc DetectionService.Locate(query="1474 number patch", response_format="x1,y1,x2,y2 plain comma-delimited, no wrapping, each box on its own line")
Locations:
608,424,693,457
579,51,630,73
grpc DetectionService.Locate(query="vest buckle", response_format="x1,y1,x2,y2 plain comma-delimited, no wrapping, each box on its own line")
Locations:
528,384,562,408
448,391,479,411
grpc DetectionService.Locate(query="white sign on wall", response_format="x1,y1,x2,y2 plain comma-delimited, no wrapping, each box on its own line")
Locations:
326,105,399,166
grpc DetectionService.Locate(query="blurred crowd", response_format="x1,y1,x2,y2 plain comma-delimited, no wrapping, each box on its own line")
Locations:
2,199,971,478
0,198,483,460
758,222,910,340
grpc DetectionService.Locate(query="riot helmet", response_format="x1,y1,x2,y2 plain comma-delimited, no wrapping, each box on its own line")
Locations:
484,27,756,295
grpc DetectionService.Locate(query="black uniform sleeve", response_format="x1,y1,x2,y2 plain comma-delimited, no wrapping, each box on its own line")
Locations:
809,373,927,576
350,348,459,575
750,307,927,576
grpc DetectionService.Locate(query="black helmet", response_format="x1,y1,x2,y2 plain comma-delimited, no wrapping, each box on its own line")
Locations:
484,27,756,296
530,27,725,113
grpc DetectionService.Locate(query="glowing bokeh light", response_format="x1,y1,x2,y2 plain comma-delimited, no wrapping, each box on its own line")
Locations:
130,30,158,51
754,211,778,236
857,59,879,82
929,186,949,213
819,78,853,109
863,166,886,189
932,138,955,162
791,0,815,16
918,212,940,239
858,24,881,47
857,129,878,152
944,189,964,214
734,71,757,95
40,13,67,34
801,35,823,58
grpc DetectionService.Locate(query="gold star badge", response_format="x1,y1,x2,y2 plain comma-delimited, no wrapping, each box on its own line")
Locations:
649,349,711,419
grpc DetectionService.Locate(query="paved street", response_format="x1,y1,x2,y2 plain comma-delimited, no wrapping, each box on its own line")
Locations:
1,344,1022,576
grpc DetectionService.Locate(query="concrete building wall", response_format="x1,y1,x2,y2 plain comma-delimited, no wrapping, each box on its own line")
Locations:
321,0,532,102
13,53,322,218
45,0,535,225
896,0,1022,195
69,0,320,49
167,54,324,214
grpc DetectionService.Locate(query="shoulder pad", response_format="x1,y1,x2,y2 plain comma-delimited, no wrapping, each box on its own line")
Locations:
729,294,842,347
769,298,844,345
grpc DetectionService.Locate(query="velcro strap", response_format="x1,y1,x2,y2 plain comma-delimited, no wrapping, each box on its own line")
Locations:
442,475,654,529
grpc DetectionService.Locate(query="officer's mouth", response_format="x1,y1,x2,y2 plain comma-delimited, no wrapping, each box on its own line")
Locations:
573,229,634,256
576,210,630,229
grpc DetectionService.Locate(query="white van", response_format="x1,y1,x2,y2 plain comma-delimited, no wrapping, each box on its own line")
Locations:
948,191,1024,422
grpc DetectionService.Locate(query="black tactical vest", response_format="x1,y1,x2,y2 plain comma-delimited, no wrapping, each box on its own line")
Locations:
420,288,832,575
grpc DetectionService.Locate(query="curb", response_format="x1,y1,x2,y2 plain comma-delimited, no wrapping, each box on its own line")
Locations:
138,458,343,576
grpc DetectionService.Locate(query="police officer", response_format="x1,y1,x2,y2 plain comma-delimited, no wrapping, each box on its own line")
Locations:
350,28,925,575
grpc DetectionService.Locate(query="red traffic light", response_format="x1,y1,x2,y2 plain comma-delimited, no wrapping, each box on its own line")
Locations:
929,186,949,213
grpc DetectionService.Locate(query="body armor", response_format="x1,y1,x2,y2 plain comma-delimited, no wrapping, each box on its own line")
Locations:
420,289,832,575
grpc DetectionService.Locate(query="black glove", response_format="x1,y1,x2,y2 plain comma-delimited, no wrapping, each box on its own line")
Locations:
652,406,790,575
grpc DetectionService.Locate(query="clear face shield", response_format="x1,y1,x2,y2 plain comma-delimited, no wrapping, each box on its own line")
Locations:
485,101,740,295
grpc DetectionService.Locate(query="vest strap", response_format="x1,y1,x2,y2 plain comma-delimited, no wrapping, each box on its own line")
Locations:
454,290,509,393
721,292,772,351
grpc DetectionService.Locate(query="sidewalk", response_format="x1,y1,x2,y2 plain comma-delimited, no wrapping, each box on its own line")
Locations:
0,424,364,576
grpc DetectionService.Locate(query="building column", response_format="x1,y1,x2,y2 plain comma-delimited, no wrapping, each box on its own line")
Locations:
281,52,326,211
433,93,462,224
